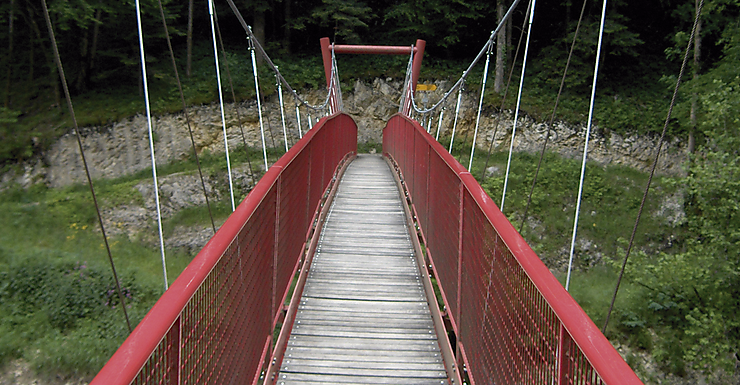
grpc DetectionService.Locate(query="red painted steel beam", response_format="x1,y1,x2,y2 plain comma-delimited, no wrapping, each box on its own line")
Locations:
320,37,426,94
333,44,416,55
320,37,333,90
410,39,426,94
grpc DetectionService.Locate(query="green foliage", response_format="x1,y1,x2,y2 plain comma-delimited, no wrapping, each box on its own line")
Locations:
357,142,382,154
0,248,147,372
0,155,240,375
295,0,373,44
383,0,489,49
467,149,669,269
622,27,740,372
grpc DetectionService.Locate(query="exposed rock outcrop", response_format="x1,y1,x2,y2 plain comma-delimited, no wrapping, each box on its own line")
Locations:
2,78,686,190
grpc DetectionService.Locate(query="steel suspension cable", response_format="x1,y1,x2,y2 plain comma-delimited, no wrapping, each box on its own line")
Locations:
41,0,132,332
501,0,537,213
295,102,303,139
248,31,269,172
207,0,235,212
603,0,705,332
408,0,523,116
135,0,168,291
212,5,256,186
481,2,532,180
399,47,415,114
224,0,337,113
448,80,464,153
330,47,344,114
566,0,608,292
155,0,216,234
519,0,589,234
474,0,540,346
468,40,494,171
276,68,289,152
436,107,445,141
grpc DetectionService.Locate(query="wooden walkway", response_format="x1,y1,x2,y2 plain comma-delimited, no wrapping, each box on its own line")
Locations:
277,154,450,384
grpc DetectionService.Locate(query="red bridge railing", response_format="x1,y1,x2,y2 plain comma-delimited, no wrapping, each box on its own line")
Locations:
91,113,357,385
383,114,643,385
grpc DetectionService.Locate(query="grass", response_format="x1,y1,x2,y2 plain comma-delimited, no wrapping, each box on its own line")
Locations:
457,139,679,372
0,142,278,378
449,140,679,271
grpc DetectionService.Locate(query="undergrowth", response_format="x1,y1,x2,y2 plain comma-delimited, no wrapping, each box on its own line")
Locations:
0,145,273,377
454,137,679,369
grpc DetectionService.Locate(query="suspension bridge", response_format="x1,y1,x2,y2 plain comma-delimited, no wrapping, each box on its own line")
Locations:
36,0,672,383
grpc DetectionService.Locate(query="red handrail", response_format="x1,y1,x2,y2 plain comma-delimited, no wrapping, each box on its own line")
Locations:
92,113,357,385
383,114,643,385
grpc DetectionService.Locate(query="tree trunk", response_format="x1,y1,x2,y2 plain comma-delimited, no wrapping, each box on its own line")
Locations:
187,0,194,77
28,38,33,82
494,0,505,94
254,7,265,64
283,0,291,54
688,0,701,154
134,43,142,97
506,6,513,66
4,0,14,107
26,1,38,83
76,28,89,92
89,6,101,72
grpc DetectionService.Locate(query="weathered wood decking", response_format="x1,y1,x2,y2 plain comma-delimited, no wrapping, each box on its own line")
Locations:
277,154,450,384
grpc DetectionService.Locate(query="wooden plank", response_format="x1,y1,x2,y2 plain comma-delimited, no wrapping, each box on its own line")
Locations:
292,325,438,339
282,358,445,371
287,335,440,350
277,373,449,385
280,365,447,379
293,312,435,324
284,346,443,360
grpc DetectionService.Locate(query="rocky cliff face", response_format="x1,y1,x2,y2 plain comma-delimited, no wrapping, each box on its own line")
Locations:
1,78,685,189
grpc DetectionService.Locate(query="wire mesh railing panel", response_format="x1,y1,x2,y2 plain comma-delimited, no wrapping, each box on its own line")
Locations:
412,133,430,230
92,113,357,385
276,148,311,317
461,191,560,384
427,154,463,323
131,323,179,385
382,114,642,385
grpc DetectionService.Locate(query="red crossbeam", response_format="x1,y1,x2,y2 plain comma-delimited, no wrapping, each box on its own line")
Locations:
333,44,416,55
320,37,426,115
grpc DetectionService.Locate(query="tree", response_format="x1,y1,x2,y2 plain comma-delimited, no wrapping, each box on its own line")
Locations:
295,0,372,44
493,0,506,93
4,0,14,108
186,0,193,77
625,23,740,375
383,0,488,52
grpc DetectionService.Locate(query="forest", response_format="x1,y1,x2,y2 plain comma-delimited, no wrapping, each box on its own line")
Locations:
1,0,739,382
